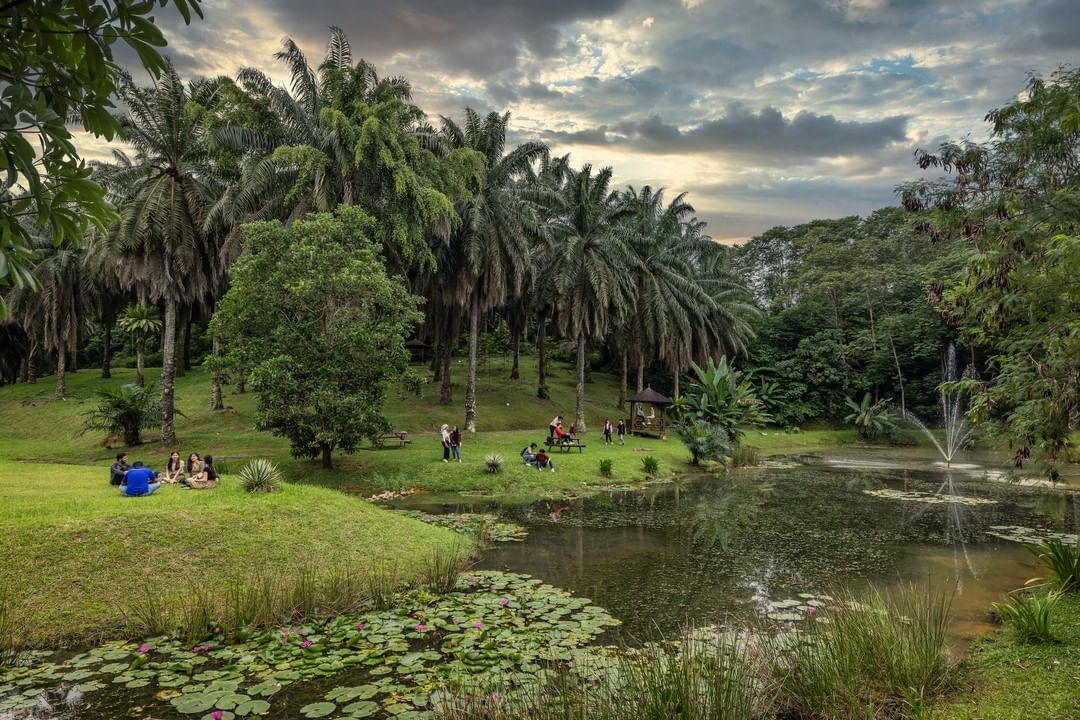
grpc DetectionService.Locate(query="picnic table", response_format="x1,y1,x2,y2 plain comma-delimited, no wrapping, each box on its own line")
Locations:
375,431,411,447
545,437,586,453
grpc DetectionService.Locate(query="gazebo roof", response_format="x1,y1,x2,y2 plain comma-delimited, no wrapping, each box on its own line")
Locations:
404,338,429,348
627,386,672,405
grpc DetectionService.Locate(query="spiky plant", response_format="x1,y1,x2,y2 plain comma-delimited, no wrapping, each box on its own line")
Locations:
238,458,281,493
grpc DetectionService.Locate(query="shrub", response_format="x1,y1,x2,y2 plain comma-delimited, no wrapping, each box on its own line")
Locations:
730,444,760,467
239,458,282,493
1028,540,1080,592
79,382,162,446
484,453,504,474
844,393,897,440
676,419,733,465
992,590,1060,642
599,458,613,477
641,455,659,478
767,585,952,719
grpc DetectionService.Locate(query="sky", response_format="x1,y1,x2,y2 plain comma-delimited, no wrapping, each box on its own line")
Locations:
93,0,1078,242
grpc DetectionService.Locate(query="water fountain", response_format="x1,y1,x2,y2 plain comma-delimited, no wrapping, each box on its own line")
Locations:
902,343,978,467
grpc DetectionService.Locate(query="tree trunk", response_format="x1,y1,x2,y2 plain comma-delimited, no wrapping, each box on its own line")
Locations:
432,338,442,382
583,338,592,384
234,364,246,394
321,444,333,469
27,342,38,383
575,331,587,432
210,332,223,411
673,362,681,401
510,328,521,380
101,316,112,379
161,296,178,446
636,346,645,393
183,315,192,371
177,308,190,377
537,320,548,399
55,337,67,399
69,345,77,373
135,335,146,387
464,293,479,432
619,348,627,409
439,339,453,404
888,331,906,416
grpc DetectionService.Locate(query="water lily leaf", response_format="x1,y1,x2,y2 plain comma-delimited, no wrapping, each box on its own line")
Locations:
173,694,217,714
234,699,271,716
247,680,282,697
216,692,251,710
326,684,378,702
300,701,336,717
155,688,183,701
342,700,379,717
125,678,150,688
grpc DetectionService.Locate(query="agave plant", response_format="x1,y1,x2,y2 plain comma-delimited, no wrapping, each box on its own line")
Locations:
239,458,282,493
484,453,504,474
844,393,896,440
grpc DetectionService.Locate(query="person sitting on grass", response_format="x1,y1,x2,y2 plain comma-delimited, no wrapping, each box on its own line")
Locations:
534,449,555,472
119,461,159,496
161,451,185,484
109,452,130,486
187,454,219,489
521,443,538,464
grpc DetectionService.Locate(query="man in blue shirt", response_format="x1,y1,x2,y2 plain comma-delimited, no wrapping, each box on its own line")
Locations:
120,461,160,497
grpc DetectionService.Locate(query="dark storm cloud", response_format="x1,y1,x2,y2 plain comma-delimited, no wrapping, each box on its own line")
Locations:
258,0,632,74
543,106,909,159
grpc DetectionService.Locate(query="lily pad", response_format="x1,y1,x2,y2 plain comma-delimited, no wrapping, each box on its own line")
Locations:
234,699,271,716
342,700,380,717
300,701,336,717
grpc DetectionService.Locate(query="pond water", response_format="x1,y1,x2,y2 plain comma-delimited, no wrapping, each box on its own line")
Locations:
393,450,1080,642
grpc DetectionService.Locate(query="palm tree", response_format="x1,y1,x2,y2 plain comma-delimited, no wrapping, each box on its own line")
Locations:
552,164,632,432
100,67,223,445
117,304,161,387
437,109,547,432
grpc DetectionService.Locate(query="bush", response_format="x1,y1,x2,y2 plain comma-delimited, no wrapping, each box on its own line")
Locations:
992,590,1060,642
1028,540,1080,592
730,444,760,467
641,455,659,478
484,453,504,474
79,383,162,446
767,585,952,719
238,458,282,493
844,393,897,440
676,419,733,465
599,458,613,478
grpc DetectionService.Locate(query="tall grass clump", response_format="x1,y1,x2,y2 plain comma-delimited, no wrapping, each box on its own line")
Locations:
238,458,282,493
767,585,953,719
440,632,765,719
426,544,468,594
641,455,659,478
1028,540,1080,592
0,588,28,667
599,458,613,478
484,453,504,474
730,444,760,467
992,590,1060,643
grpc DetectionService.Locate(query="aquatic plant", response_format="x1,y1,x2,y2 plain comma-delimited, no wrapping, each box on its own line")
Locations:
766,585,953,719
484,453,504,474
1028,540,1080,592
238,458,281,493
426,544,467,594
394,510,527,543
992,590,1060,642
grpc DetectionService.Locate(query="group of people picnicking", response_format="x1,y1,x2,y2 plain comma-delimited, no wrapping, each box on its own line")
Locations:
108,451,219,496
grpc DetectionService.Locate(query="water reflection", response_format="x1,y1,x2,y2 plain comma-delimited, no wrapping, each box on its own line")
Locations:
395,457,1074,640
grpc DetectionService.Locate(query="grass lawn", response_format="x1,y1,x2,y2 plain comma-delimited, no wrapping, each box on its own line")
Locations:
0,464,460,648
936,593,1080,719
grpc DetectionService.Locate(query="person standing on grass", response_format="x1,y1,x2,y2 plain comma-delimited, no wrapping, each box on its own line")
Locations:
548,415,562,440
603,418,613,445
617,419,626,445
109,452,130,486
450,425,462,463
440,424,451,463
120,461,159,496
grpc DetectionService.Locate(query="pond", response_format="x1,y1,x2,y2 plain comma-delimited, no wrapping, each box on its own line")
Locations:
393,449,1080,642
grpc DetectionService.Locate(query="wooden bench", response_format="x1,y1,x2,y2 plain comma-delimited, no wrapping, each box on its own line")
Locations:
545,437,586,453
375,431,411,447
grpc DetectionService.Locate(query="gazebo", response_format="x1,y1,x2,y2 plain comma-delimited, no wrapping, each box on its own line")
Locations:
404,338,429,363
627,386,672,438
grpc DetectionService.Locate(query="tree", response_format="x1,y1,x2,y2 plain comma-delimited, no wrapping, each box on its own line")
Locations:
0,0,203,317
81,383,162,446
100,67,222,445
844,393,896,440
900,68,1080,458
552,164,631,432
437,109,546,432
211,208,422,469
117,304,161,387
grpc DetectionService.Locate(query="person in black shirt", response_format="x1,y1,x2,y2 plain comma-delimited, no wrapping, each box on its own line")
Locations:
109,453,130,486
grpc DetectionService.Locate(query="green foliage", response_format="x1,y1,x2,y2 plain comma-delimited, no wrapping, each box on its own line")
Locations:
675,418,733,466
844,393,897,440
238,459,281,493
1028,541,1080,592
0,0,203,317
484,453,504,474
117,304,161,337
211,208,422,469
640,455,659,478
79,383,162,446
678,356,769,442
729,444,760,467
768,586,953,719
901,68,1080,459
599,458,613,477
992,591,1060,643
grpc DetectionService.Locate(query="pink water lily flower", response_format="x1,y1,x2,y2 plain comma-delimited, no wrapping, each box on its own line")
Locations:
211,711,224,720
415,624,426,633
137,644,151,654
355,622,365,630
473,621,484,629
451,618,460,625
301,640,312,648
806,606,818,618
498,598,509,606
